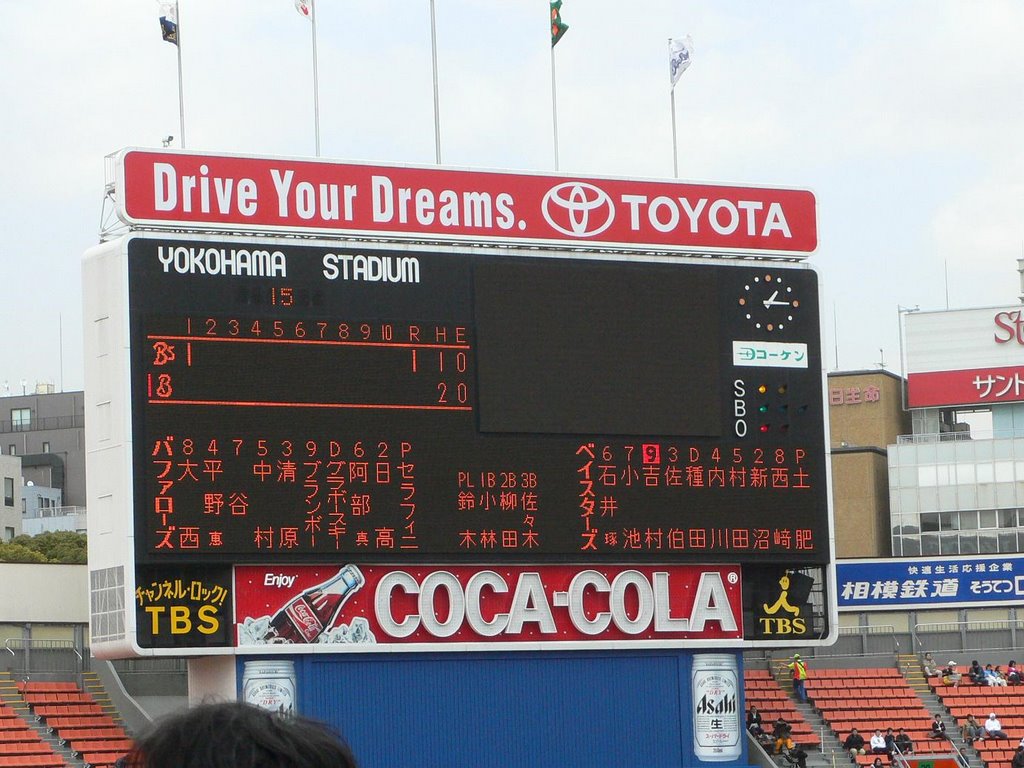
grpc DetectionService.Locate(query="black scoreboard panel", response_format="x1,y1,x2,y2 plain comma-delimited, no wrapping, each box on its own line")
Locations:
129,236,826,565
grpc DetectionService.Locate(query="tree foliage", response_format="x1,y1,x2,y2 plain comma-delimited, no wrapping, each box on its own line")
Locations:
0,531,87,564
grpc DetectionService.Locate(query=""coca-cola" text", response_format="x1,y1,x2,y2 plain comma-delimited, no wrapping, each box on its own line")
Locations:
375,569,738,639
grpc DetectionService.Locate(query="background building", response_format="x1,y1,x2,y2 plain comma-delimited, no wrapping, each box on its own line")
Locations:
0,390,86,536
828,369,909,558
0,453,22,541
891,305,1024,557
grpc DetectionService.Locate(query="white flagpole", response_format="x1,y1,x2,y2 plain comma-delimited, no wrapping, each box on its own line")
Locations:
429,0,441,164
668,36,693,179
175,0,186,147
670,87,678,178
311,0,321,156
550,45,560,170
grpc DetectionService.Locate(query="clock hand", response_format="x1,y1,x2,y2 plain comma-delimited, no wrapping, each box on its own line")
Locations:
762,290,790,309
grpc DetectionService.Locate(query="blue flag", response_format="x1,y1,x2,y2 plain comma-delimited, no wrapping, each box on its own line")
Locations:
159,4,178,46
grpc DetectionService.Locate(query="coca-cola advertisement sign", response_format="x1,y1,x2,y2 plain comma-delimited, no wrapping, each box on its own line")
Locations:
235,564,743,650
116,149,817,256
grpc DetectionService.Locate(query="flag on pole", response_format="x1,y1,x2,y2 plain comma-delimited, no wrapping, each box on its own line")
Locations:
295,0,312,19
669,35,693,88
159,3,178,45
550,1,568,47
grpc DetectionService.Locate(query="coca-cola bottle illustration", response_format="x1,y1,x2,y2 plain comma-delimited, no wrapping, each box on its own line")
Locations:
263,565,365,644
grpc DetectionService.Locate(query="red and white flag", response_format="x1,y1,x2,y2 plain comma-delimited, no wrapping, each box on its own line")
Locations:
295,0,312,19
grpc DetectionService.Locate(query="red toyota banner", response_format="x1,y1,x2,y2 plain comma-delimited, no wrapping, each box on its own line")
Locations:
117,149,817,255
234,564,743,649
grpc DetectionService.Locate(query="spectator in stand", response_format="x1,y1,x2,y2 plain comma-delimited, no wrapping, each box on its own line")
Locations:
746,705,764,737
774,718,795,755
844,728,867,758
923,652,938,677
785,744,809,768
1013,746,1024,768
787,654,809,703
122,701,359,768
930,715,948,740
870,729,888,755
894,728,914,755
870,758,885,768
773,715,795,755
883,728,897,755
968,660,985,685
1018,735,1024,749
941,661,961,688
962,714,983,745
984,664,1008,687
1007,661,1021,685
984,713,1009,740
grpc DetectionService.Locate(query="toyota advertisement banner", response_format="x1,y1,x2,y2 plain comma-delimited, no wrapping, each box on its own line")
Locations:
233,564,743,650
116,149,817,256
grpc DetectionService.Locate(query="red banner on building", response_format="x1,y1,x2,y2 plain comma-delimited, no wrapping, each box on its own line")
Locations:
234,564,743,649
117,150,817,256
908,366,1024,408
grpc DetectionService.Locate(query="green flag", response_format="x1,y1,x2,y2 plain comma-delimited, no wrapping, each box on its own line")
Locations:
550,1,568,47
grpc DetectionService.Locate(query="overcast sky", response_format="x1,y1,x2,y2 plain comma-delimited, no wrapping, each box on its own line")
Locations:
1,0,1022,394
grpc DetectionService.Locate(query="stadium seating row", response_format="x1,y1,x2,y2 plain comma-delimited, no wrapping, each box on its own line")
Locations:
811,668,902,679
0,729,42,743
0,757,65,768
58,727,129,745
22,693,94,706
0,745,54,756
46,716,117,730
15,682,79,694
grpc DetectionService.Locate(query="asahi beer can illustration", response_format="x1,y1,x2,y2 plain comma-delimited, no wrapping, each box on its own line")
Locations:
242,660,297,715
691,653,741,762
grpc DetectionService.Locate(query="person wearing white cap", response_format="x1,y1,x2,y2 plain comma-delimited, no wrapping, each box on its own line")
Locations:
985,713,1008,739
941,660,961,687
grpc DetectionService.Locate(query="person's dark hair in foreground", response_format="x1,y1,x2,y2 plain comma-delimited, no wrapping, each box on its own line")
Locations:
123,701,358,768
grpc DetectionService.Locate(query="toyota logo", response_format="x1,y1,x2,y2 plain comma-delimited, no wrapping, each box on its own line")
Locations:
541,182,615,238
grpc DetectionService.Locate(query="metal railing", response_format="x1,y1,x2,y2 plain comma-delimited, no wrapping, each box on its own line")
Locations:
896,428,1024,444
2,638,86,677
912,618,1024,658
23,505,86,520
814,625,905,661
0,413,85,435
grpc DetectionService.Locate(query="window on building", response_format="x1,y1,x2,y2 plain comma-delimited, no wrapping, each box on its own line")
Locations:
7,445,14,455
3,477,13,507
998,531,1018,552
939,533,960,555
894,536,921,557
10,408,30,431
920,534,939,556
3,527,13,542
41,441,50,453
